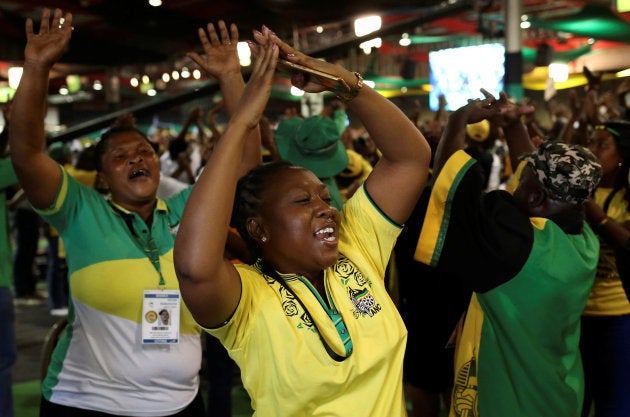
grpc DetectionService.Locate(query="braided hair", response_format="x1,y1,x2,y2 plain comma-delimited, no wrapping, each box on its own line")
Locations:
231,160,296,259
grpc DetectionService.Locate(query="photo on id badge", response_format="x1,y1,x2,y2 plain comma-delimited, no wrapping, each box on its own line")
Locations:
142,290,181,344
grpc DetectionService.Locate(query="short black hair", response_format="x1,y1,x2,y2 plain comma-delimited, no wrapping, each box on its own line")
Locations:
93,125,153,172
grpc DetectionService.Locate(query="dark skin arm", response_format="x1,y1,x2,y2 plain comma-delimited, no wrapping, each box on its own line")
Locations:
434,90,534,179
585,199,630,247
254,31,431,225
9,8,72,209
174,29,278,328
187,21,262,174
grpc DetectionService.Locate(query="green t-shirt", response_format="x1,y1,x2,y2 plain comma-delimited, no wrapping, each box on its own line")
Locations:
416,150,599,417
0,157,18,289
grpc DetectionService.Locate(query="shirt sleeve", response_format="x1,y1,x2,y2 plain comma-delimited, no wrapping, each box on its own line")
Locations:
414,150,534,292
0,157,17,189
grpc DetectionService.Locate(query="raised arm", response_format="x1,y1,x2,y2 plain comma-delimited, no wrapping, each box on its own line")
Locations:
434,90,533,178
9,8,73,209
187,20,261,175
260,31,431,225
174,30,278,328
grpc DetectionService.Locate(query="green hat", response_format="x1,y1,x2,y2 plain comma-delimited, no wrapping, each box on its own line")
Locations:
274,117,302,150
47,142,71,163
276,115,348,178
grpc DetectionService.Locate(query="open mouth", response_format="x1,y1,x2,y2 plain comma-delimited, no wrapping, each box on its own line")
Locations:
129,168,149,179
314,226,336,242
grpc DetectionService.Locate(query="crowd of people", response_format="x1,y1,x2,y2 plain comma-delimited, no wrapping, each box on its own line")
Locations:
2,5,630,417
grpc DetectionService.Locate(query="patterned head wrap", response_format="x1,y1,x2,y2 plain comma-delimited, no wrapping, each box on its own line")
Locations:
521,141,602,204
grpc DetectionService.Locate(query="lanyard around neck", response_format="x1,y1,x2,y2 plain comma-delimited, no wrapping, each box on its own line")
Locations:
109,201,166,287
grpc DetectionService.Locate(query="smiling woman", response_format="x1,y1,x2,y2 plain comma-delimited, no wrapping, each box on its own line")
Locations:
173,22,432,417
8,8,261,417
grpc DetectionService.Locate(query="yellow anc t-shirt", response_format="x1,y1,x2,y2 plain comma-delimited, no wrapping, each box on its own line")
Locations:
207,185,408,417
582,187,630,316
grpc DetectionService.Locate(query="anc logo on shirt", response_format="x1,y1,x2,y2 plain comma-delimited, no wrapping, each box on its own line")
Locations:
451,356,479,417
334,256,381,319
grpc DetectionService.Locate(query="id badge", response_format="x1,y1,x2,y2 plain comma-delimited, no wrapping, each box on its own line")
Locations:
142,290,181,344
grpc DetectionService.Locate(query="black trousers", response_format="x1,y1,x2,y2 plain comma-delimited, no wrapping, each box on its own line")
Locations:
39,392,206,417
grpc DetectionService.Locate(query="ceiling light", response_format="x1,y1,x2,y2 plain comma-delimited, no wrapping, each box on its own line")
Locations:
549,63,569,82
290,86,304,96
359,38,382,54
181,67,190,78
142,75,150,84
354,15,381,37
237,42,251,66
192,69,201,79
93,80,103,91
148,0,162,6
130,77,139,87
8,67,23,89
171,70,180,80
162,72,170,83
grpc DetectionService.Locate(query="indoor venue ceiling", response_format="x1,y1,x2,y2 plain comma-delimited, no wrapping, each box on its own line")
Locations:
0,0,599,75
2,0,630,139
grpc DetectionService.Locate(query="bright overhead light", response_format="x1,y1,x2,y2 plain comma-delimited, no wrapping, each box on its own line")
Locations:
354,15,381,37
290,86,305,97
162,72,170,83
130,77,139,87
237,41,251,66
549,63,569,82
148,0,162,6
360,38,382,54
8,67,23,89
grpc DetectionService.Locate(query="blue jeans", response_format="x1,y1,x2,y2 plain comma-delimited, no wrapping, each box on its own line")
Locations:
580,314,630,417
0,287,16,417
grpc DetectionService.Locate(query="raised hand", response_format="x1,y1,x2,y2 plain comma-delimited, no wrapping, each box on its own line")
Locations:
454,88,497,124
24,8,73,70
229,34,278,131
251,26,346,94
492,91,534,126
187,20,241,80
